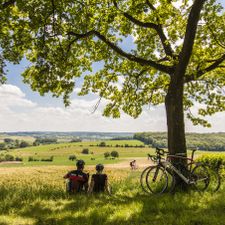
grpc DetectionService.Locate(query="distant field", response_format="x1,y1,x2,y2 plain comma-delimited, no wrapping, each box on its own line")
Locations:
0,135,35,143
0,140,151,167
0,139,225,167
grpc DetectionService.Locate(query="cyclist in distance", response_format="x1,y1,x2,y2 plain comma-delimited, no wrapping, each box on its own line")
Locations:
88,164,111,194
64,160,89,193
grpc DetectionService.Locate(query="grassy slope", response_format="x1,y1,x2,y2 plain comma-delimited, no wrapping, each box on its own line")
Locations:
0,166,224,225
0,134,35,143
0,140,225,224
1,140,224,167
0,140,150,167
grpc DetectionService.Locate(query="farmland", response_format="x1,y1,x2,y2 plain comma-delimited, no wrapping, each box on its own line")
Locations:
0,139,222,167
0,165,224,225
0,139,224,224
0,140,150,167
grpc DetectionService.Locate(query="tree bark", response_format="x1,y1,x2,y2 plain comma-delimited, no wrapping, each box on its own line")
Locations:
165,75,188,190
165,76,186,156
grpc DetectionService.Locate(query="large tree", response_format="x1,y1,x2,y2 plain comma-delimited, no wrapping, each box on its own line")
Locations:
0,0,225,157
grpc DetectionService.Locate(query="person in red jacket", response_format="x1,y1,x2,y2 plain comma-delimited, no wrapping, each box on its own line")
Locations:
64,160,89,193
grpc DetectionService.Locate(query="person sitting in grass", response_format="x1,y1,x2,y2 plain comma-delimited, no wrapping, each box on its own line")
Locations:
88,164,111,194
64,160,89,194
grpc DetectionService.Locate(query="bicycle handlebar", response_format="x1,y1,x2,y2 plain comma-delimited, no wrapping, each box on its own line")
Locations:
146,148,169,162
156,147,169,156
148,154,157,162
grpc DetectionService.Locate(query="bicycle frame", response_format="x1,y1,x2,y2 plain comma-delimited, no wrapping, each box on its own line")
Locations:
160,161,193,184
149,148,199,184
144,148,210,194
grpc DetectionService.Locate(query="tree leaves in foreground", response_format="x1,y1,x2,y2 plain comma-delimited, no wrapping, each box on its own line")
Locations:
0,0,225,156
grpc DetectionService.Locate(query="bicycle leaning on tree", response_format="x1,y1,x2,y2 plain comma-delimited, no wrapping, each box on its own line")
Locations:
140,147,217,194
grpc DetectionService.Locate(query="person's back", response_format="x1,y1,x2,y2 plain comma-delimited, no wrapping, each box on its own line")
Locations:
64,160,89,193
89,164,110,194
92,173,107,193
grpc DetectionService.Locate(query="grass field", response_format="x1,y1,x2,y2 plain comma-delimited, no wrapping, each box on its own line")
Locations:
0,140,220,168
0,140,151,167
0,166,224,225
0,134,35,143
0,140,225,224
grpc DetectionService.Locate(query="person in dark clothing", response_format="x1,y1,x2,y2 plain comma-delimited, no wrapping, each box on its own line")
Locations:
64,160,89,193
88,164,111,194
130,160,137,170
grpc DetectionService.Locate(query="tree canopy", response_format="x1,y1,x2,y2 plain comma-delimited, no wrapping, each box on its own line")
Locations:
1,0,225,155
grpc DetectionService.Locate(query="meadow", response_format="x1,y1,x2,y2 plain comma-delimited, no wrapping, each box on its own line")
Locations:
0,140,224,225
0,139,217,167
0,166,224,225
0,140,150,167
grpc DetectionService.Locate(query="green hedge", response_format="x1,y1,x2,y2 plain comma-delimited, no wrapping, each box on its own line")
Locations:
197,154,225,176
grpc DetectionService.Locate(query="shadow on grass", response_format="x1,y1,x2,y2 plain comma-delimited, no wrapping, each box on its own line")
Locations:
10,187,224,225
0,172,224,225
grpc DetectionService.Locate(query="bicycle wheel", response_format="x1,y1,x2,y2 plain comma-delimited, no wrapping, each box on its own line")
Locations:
205,165,221,192
146,166,168,194
191,164,210,191
140,166,154,194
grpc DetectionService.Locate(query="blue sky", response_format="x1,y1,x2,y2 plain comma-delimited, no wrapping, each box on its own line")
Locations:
1,1,225,132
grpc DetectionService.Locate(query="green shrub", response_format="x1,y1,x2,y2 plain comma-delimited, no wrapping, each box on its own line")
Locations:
111,151,119,158
69,155,76,161
28,156,34,162
82,148,89,154
20,141,29,148
104,152,110,158
4,138,14,143
4,154,14,161
15,157,23,162
99,142,106,147
197,154,225,177
41,156,54,162
0,143,7,150
197,154,225,169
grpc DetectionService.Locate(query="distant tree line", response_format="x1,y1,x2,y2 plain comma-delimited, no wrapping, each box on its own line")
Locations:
0,154,23,162
134,132,225,151
97,142,144,148
33,137,57,145
0,137,59,151
70,138,82,143
28,156,54,162
111,137,133,140
0,139,30,150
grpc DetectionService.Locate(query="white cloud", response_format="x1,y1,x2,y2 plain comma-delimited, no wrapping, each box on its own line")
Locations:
73,87,81,94
0,84,36,108
0,84,25,98
0,84,224,132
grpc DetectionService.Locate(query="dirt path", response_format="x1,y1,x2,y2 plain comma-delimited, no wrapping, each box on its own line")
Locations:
0,161,23,164
104,157,152,169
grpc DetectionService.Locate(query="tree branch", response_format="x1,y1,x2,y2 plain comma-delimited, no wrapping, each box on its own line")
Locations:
207,24,225,49
1,0,15,8
175,0,206,78
113,0,174,57
68,30,174,74
146,0,156,11
185,53,225,82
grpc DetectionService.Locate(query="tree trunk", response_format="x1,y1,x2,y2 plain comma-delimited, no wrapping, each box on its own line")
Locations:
165,78,186,156
165,76,187,190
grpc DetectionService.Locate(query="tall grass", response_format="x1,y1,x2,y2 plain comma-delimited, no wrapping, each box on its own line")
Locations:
0,166,224,225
